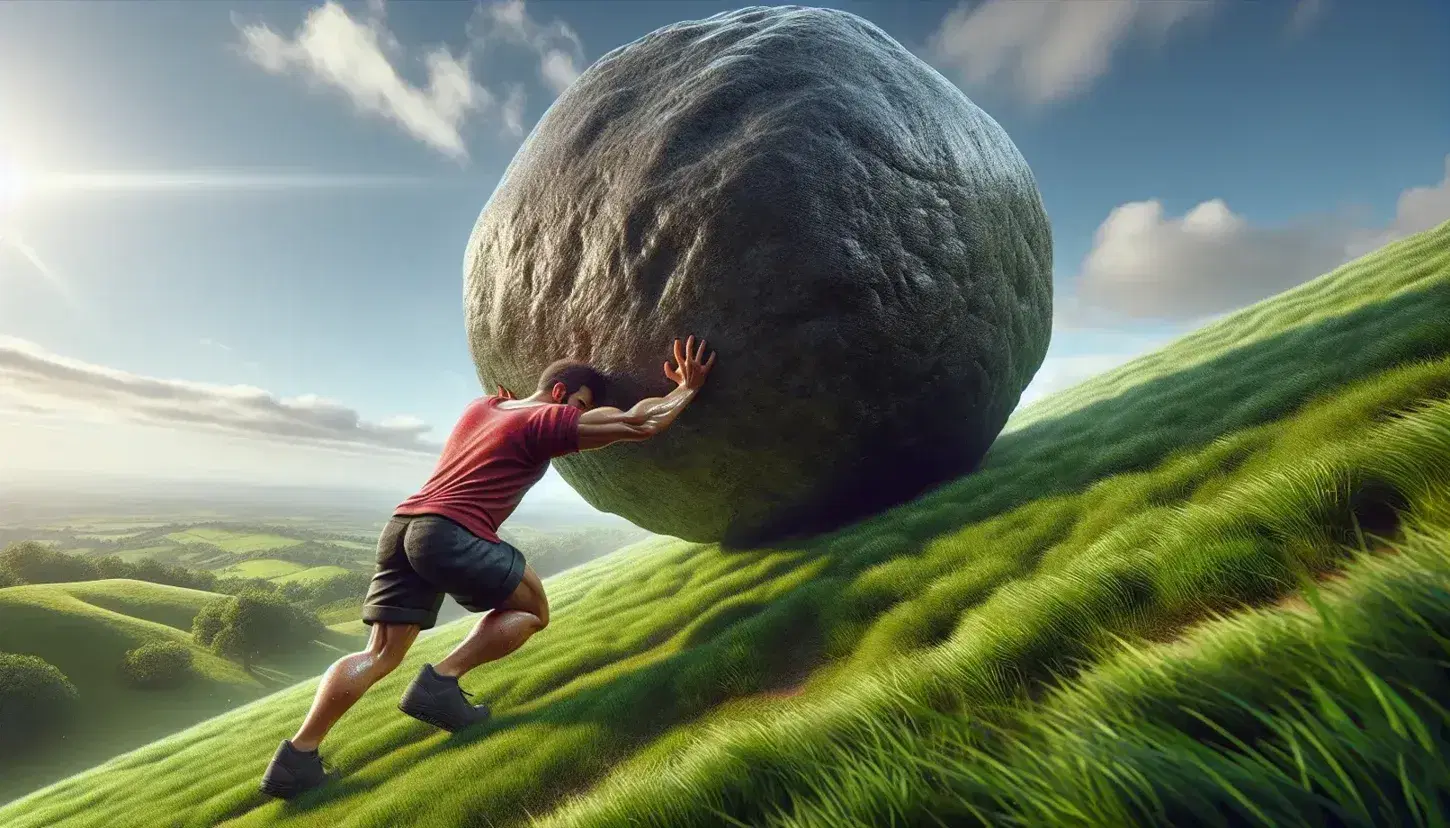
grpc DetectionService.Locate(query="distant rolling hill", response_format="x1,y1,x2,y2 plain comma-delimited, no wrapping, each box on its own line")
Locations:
0,579,365,804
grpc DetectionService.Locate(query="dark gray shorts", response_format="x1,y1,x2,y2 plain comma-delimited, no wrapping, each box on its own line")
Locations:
361,514,527,630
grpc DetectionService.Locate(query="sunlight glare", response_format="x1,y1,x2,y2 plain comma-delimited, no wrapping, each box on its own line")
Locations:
0,160,34,212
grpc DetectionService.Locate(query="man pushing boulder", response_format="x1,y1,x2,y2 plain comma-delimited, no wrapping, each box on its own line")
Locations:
260,336,716,799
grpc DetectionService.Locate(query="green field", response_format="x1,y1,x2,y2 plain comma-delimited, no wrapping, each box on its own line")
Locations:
218,559,309,580
72,531,148,541
112,546,182,563
1,222,1448,826
164,529,304,554
0,579,365,804
271,565,353,585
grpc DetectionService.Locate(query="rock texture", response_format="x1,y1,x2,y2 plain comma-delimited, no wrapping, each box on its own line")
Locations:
464,5,1053,547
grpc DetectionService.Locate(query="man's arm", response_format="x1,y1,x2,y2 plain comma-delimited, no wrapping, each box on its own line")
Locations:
575,336,715,451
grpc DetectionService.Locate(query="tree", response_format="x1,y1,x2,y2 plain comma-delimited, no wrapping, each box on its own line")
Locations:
192,598,228,647
119,641,194,690
0,541,95,585
204,590,324,669
0,653,80,748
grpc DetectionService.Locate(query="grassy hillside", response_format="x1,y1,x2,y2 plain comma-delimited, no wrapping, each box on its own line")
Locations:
1,221,1448,827
0,579,365,804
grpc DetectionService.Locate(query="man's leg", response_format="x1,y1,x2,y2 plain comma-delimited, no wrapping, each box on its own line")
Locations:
289,621,420,751
434,564,549,680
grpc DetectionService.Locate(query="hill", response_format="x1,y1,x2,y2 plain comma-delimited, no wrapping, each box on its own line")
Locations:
0,579,365,804
1,221,1448,826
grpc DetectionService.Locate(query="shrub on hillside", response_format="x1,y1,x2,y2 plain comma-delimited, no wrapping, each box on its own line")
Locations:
119,641,194,690
278,570,372,607
0,568,16,589
202,590,325,669
0,652,80,748
0,541,93,585
213,576,280,597
192,598,227,647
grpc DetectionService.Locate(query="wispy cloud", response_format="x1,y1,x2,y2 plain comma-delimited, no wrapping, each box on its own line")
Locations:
928,0,1214,107
471,0,584,95
30,170,438,192
235,1,491,159
0,336,438,455
1065,153,1450,324
236,0,587,158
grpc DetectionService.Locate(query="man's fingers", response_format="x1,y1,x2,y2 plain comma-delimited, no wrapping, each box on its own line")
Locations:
705,351,716,370
685,335,695,361
673,338,685,368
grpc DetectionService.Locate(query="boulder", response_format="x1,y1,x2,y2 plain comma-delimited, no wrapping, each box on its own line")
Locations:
464,5,1052,547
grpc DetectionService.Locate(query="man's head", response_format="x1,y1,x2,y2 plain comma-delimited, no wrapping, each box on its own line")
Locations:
537,360,607,410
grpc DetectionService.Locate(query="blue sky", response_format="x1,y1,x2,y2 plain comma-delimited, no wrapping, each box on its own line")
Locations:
1,0,1447,515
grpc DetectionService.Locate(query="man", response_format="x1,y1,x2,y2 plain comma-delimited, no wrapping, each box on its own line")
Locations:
260,336,716,799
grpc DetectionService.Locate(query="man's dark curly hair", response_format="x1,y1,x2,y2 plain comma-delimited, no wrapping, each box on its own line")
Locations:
537,360,608,401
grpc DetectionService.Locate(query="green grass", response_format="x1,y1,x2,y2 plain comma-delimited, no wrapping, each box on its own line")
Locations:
112,546,183,563
164,529,304,554
0,579,364,805
49,580,222,632
270,565,352,585
218,559,308,580
72,531,148,541
1,221,1447,827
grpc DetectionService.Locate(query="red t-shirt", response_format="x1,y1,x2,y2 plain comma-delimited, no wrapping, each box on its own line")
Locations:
393,397,583,542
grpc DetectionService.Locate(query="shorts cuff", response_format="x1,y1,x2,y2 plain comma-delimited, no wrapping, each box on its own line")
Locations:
499,551,526,603
361,605,438,630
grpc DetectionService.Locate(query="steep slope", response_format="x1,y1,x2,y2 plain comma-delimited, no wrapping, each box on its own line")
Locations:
1,221,1447,827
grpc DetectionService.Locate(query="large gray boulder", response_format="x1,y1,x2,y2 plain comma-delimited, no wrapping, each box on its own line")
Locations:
464,5,1052,548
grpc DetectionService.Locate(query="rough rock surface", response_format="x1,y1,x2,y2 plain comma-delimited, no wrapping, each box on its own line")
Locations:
464,5,1052,547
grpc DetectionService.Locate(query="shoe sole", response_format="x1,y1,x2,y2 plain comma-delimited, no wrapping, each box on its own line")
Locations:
398,700,488,733
259,778,319,799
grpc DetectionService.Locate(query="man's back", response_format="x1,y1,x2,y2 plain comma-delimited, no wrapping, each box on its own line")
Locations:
394,397,581,542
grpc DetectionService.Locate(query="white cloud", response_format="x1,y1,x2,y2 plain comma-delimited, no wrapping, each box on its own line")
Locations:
500,84,527,139
1348,154,1450,257
472,0,584,95
928,0,1214,106
1068,154,1450,323
235,2,491,159
0,336,438,454
235,0,586,153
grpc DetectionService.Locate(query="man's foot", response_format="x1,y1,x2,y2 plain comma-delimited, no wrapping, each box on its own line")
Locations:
259,739,333,799
398,663,491,732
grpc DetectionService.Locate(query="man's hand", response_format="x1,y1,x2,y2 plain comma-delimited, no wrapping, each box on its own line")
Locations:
577,336,717,451
496,384,517,400
663,336,715,390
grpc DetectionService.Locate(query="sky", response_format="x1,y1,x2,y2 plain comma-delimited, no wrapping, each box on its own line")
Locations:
1,0,1447,517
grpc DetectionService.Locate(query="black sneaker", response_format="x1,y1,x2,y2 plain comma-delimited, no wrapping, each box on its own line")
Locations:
398,663,491,732
259,739,334,799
